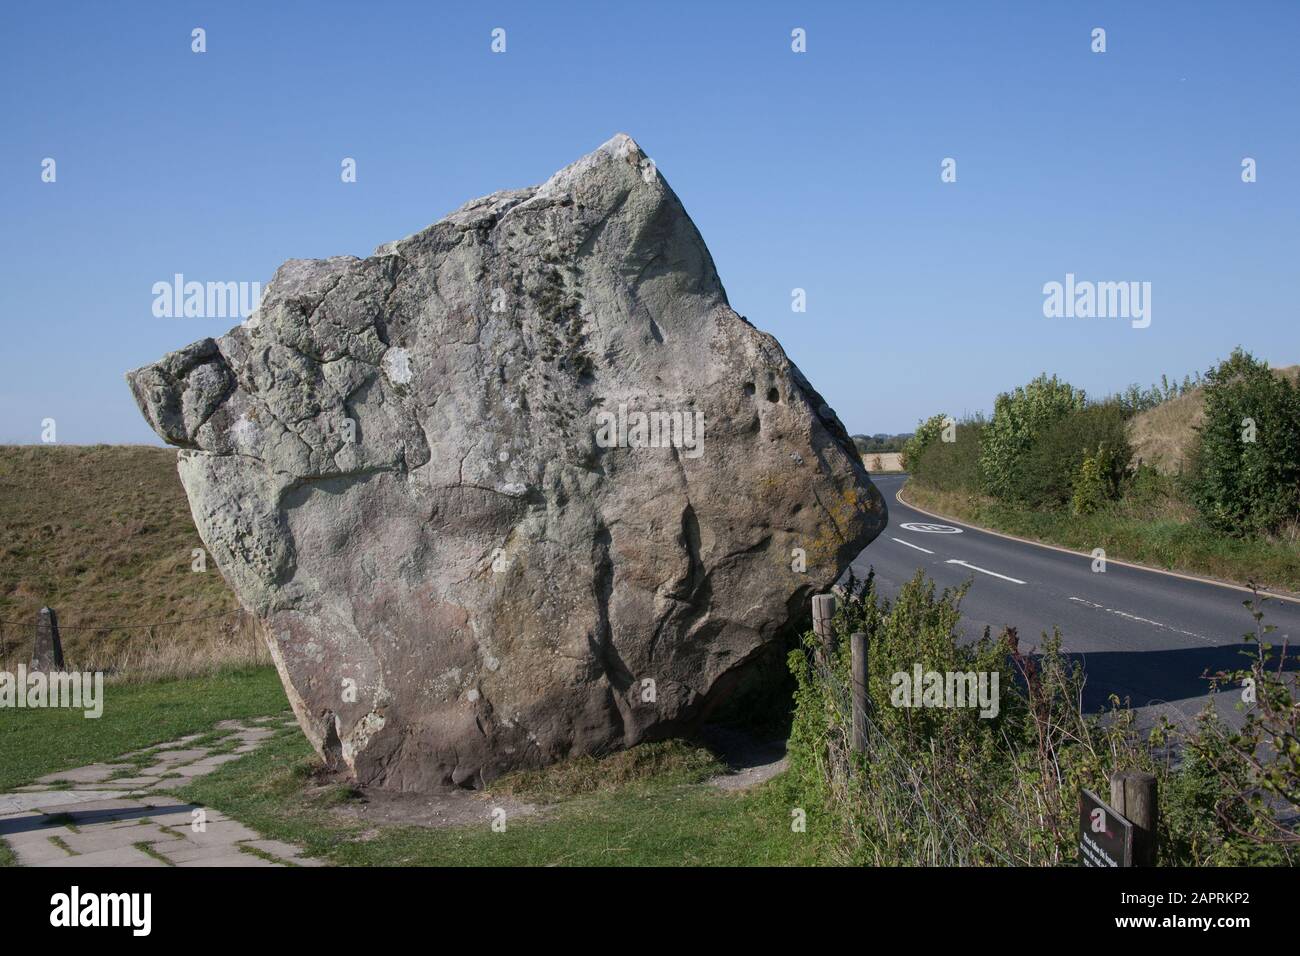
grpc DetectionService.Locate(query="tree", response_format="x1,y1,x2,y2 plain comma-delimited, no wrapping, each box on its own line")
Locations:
1016,401,1130,508
901,414,949,471
980,374,1087,501
1189,349,1300,536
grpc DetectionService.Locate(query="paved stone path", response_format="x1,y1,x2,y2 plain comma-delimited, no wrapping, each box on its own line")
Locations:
0,716,323,867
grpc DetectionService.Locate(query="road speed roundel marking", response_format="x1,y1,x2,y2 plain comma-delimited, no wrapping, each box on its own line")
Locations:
898,522,963,534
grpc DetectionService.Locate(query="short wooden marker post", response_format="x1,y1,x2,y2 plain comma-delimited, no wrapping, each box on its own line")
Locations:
850,631,868,754
1110,771,1158,866
811,593,837,660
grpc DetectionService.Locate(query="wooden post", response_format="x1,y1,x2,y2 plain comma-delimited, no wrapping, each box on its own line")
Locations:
850,631,868,753
1110,771,1158,866
811,593,837,660
32,606,65,671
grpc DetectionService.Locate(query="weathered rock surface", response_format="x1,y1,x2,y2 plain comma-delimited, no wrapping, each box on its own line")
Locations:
127,134,886,789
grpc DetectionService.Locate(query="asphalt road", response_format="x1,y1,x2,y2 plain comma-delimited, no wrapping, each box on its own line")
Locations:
851,474,1300,728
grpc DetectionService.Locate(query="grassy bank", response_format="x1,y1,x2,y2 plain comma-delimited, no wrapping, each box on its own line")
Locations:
0,665,288,791
903,482,1300,593
0,444,240,666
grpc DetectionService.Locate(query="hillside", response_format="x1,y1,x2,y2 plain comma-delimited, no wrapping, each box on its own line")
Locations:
1128,364,1300,475
0,445,239,661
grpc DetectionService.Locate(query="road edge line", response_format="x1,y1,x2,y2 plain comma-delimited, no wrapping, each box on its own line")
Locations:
894,481,1300,607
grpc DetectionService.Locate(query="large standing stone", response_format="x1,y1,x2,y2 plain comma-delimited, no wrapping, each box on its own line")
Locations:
127,134,886,789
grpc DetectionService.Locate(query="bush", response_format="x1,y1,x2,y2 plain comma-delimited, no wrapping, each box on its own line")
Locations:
909,418,985,494
980,374,1087,501
1070,453,1108,515
910,395,1129,509
900,413,950,471
1117,373,1202,414
1013,401,1131,508
1189,348,1300,537
1183,592,1300,861
782,571,1300,865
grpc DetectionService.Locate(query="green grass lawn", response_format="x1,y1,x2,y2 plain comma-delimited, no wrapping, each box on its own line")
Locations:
0,665,288,791
177,730,830,866
904,483,1300,594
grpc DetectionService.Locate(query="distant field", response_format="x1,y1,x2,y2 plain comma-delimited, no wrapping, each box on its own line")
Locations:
862,452,903,473
0,445,240,666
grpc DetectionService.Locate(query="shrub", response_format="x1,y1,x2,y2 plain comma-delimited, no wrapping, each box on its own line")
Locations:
782,571,1300,866
1117,372,1202,414
1183,592,1300,861
900,413,949,471
1188,348,1300,537
1070,454,1106,515
980,374,1087,500
909,418,985,494
1013,401,1131,508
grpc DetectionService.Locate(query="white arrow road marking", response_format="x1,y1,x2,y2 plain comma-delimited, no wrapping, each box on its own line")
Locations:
946,559,1026,584
1068,596,1211,643
891,537,934,554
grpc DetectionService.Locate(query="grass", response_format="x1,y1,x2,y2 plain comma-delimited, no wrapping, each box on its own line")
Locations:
1127,389,1204,475
0,628,275,685
133,841,175,866
177,731,830,866
47,835,74,855
0,444,240,665
3,663,826,866
0,840,15,867
238,843,292,865
0,665,288,791
904,482,1300,593
491,740,723,802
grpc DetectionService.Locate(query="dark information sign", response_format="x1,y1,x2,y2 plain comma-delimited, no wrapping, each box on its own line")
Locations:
1079,788,1133,867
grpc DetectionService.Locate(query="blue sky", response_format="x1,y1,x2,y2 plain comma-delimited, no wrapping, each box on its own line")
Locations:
2,0,1297,444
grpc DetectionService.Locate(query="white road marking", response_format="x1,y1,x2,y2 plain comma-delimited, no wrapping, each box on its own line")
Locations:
896,484,1300,607
1068,596,1212,643
945,559,1025,584
899,522,962,534
891,537,934,554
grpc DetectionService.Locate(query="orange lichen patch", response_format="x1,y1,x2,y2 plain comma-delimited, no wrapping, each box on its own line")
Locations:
805,484,883,575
